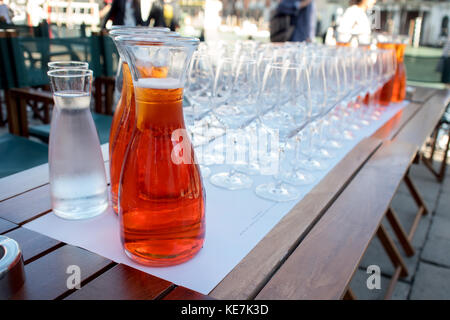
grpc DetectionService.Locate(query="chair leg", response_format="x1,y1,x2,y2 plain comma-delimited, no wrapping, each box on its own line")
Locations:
5,90,21,135
422,121,449,183
376,224,409,300
429,123,440,160
377,224,408,278
386,207,415,257
18,97,29,137
343,288,357,300
437,129,450,182
404,172,428,215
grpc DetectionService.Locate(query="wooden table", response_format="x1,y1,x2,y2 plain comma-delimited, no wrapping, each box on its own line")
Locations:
1,86,448,300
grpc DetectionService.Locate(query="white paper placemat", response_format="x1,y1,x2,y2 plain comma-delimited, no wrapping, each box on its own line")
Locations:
24,102,408,294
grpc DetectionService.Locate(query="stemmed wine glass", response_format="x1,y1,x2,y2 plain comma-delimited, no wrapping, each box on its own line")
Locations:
209,58,258,190
184,51,215,145
255,62,311,202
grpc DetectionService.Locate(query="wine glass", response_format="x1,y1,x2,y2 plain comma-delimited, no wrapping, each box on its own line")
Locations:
184,51,215,146
255,62,311,202
209,58,258,190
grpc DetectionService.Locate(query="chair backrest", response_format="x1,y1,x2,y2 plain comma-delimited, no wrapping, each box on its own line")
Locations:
0,30,17,90
100,33,119,77
0,23,40,37
8,35,103,88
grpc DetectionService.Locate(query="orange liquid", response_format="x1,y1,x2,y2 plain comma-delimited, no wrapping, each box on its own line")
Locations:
391,43,406,102
110,63,135,213
119,85,205,267
363,93,370,105
377,42,396,106
109,62,129,159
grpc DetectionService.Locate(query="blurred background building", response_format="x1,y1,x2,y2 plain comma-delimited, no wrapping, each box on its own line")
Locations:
2,0,450,46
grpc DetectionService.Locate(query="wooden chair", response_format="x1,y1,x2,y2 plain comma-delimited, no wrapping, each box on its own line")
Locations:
93,30,119,115
0,31,48,178
3,32,113,144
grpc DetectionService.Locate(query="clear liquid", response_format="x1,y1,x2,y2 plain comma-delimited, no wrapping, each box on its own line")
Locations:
49,91,108,219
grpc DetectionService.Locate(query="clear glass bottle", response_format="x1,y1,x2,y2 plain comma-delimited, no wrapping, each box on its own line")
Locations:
47,68,108,220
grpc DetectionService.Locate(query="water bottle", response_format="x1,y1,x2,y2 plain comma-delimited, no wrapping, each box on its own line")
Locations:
47,68,108,219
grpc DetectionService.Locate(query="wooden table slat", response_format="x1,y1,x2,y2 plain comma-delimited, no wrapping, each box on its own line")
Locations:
0,163,49,202
163,286,214,300
395,89,450,147
0,184,51,224
373,102,422,141
0,217,18,234
4,227,61,264
64,264,173,300
9,245,113,300
0,144,109,203
409,86,437,104
210,136,382,299
255,140,418,300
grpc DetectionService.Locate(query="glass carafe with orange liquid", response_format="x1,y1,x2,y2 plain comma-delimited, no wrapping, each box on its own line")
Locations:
118,35,205,266
391,36,408,103
377,38,397,106
108,27,171,213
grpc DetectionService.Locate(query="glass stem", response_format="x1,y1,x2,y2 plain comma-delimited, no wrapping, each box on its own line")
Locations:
228,137,238,178
274,143,285,187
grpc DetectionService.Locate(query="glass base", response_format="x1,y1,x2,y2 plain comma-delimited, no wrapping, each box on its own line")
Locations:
234,162,261,175
53,202,108,220
255,182,301,202
281,169,315,186
210,171,253,190
324,139,343,149
124,244,202,267
297,158,328,171
316,147,336,160
343,129,356,140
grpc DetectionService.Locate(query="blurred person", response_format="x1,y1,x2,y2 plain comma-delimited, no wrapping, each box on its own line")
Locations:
277,0,315,42
0,0,12,24
337,0,376,38
100,0,113,23
147,0,165,28
147,0,180,31
102,0,145,28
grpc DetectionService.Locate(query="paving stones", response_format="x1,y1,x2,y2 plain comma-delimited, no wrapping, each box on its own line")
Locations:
428,216,450,240
421,237,450,268
435,191,450,218
410,262,450,299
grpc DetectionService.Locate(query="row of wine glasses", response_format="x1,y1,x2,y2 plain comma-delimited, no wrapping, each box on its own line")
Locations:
183,40,398,202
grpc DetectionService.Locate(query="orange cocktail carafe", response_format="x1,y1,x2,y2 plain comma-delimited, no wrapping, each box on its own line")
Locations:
109,62,128,159
377,42,396,106
119,82,205,266
109,63,135,213
392,42,407,102
118,35,203,266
